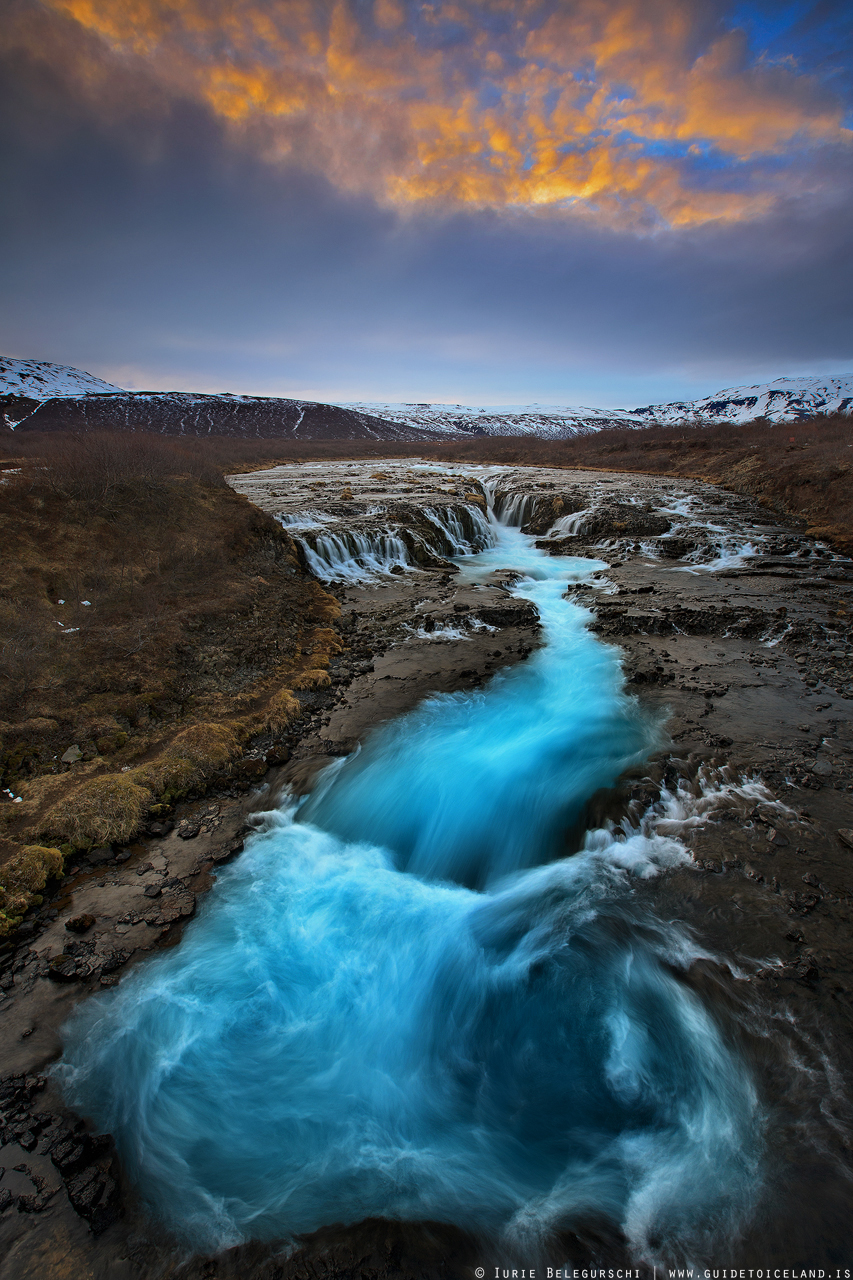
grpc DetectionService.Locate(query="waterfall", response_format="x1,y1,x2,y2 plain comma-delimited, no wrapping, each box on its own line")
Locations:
422,504,495,555
57,515,769,1266
297,529,412,582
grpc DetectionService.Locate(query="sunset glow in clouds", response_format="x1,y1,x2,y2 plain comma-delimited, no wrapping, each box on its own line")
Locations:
27,0,852,226
1,1,852,401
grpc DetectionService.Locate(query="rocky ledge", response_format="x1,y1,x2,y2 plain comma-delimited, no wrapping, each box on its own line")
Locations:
0,459,851,1278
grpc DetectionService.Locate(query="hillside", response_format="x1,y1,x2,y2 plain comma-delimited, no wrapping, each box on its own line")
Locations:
634,375,853,426
350,376,853,437
6,391,445,441
3,360,851,442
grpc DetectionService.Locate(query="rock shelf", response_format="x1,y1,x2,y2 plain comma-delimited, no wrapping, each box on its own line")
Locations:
1,458,851,1279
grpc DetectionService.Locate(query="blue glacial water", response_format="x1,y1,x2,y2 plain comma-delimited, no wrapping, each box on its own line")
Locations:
58,511,764,1263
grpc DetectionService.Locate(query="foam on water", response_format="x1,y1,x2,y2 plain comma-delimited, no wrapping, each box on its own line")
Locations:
57,505,765,1263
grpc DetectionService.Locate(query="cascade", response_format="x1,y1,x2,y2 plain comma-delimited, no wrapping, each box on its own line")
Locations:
57,501,766,1265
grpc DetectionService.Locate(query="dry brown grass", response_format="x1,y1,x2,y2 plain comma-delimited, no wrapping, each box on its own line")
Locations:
0,844,64,936
0,432,344,883
43,774,150,849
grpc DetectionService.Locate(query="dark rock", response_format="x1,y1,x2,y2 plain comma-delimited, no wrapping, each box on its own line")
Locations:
788,891,821,915
97,948,130,975
477,601,539,629
16,1193,46,1213
47,956,81,982
143,884,162,899
265,747,291,766
767,828,789,847
65,914,96,934
51,1139,87,1172
837,828,853,849
66,1165,101,1212
86,845,115,865
176,821,201,839
657,537,698,559
239,757,268,781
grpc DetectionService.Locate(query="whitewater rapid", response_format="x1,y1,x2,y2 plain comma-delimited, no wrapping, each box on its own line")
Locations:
57,504,765,1264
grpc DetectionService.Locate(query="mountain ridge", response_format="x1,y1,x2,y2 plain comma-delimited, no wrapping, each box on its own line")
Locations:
2,358,851,440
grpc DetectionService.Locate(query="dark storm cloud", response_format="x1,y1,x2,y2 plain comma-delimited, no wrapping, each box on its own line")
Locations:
1,1,851,404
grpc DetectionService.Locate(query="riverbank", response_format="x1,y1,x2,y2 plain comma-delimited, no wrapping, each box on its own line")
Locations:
1,459,851,1277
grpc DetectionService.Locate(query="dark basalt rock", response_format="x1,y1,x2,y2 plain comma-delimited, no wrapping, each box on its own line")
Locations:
476,601,539,629
65,914,96,933
47,955,82,982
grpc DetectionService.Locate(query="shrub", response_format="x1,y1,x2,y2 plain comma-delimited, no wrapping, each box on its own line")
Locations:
0,844,64,936
135,722,244,802
291,669,331,690
266,688,302,731
43,774,150,847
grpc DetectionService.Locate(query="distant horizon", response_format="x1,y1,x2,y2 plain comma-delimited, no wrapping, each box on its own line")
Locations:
3,352,852,415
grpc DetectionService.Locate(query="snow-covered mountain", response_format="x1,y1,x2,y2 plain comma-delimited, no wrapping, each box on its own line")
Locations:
2,358,851,438
345,402,643,438
0,361,444,441
633,376,853,426
0,357,122,401
349,377,853,437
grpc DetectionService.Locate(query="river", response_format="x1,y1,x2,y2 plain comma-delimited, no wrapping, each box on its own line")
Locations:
57,498,766,1266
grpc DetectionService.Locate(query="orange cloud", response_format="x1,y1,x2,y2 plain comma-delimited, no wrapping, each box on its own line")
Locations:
27,0,853,228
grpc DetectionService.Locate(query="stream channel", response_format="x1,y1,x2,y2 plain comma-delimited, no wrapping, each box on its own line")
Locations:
57,495,768,1267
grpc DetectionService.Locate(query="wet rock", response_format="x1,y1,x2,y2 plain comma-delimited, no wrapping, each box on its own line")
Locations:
50,1137,88,1172
65,914,96,933
96,948,131,976
657,537,698,559
86,845,115,866
211,837,244,864
795,958,820,984
146,887,196,925
788,890,821,915
265,747,290,766
767,828,789,848
239,757,268,781
476,601,539,629
838,828,853,849
812,759,833,777
47,955,82,983
146,820,173,837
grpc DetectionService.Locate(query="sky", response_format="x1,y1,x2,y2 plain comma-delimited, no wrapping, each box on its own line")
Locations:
1,0,852,408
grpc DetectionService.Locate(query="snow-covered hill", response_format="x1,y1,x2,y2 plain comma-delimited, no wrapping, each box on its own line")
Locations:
633,376,853,426
2,358,851,438
349,377,853,437
346,402,643,438
0,357,122,401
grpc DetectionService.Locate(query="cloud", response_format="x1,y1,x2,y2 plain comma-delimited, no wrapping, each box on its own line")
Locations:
7,0,850,229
